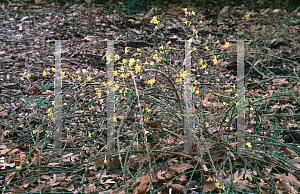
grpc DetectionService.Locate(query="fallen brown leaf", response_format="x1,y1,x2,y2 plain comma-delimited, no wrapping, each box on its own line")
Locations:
166,4,183,16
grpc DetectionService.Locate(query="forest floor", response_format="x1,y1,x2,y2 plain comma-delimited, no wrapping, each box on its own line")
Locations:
0,0,300,193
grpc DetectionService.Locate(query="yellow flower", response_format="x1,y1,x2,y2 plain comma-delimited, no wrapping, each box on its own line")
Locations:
95,88,100,91
199,58,203,65
52,68,55,72
156,56,161,63
137,48,141,52
246,142,252,148
176,78,182,84
192,29,197,34
76,71,80,74
114,54,120,61
183,8,187,12
149,61,154,66
113,117,117,122
129,58,135,63
48,108,52,113
104,155,107,163
202,64,207,68
20,77,24,80
150,16,160,25
219,172,226,176
146,108,151,113
114,71,118,76
213,56,217,62
204,46,209,50
205,102,210,105
215,183,224,189
188,37,194,43
61,71,65,76
43,71,47,76
223,102,228,106
103,82,106,86
144,130,149,135
16,166,21,170
129,58,135,68
119,65,125,72
225,41,229,48
115,84,120,91
192,86,196,93
52,101,54,105
86,76,92,82
147,78,156,86
153,54,157,59
184,20,189,25
191,11,195,15
125,47,131,54
135,64,141,74
77,76,81,81
88,131,92,138
99,99,103,104
199,20,202,24
231,84,236,89
94,71,98,75
98,92,101,97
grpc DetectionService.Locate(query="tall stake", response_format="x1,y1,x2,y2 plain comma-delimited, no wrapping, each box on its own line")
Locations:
184,40,193,155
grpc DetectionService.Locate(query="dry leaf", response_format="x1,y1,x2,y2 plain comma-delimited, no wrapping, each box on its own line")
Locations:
84,8,100,15
203,182,215,192
244,169,253,182
169,184,186,193
249,90,259,97
286,173,300,189
30,184,46,192
166,5,183,16
278,174,298,194
134,171,151,194
170,163,193,174
103,179,117,184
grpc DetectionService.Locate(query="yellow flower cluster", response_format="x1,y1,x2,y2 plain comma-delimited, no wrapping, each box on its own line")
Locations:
183,8,195,16
20,72,31,80
150,16,160,28
147,78,156,87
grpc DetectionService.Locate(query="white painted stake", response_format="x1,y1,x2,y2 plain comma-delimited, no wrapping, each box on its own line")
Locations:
106,40,115,155
183,40,193,155
237,40,245,152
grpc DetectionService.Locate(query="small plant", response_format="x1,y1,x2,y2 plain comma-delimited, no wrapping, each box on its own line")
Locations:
120,0,143,15
18,94,51,108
